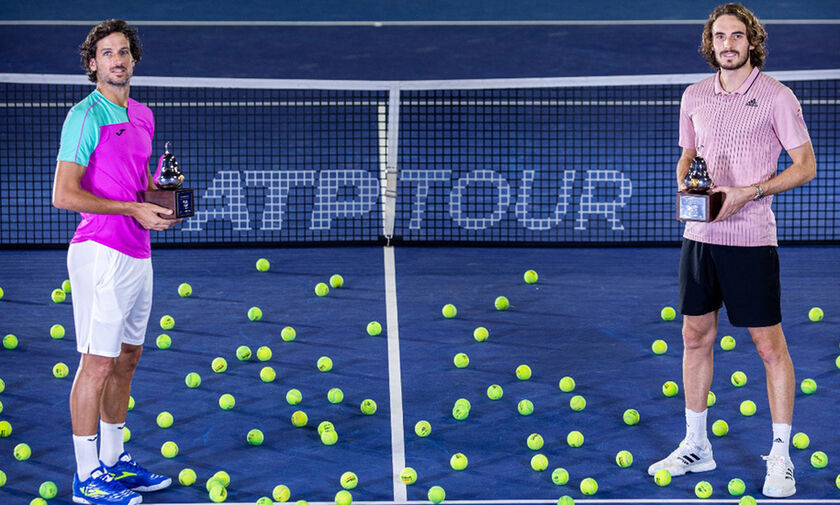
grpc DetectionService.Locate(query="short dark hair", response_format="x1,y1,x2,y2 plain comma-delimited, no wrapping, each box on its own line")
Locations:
79,19,143,83
700,3,767,71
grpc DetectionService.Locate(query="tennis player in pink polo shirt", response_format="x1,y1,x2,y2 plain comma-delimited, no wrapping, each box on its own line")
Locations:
647,3,816,498
53,19,177,505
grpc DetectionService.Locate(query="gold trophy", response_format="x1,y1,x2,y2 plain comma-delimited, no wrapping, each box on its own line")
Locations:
142,142,194,219
676,156,724,222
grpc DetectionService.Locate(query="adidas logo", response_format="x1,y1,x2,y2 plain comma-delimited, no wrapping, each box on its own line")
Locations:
745,98,758,107
773,437,784,443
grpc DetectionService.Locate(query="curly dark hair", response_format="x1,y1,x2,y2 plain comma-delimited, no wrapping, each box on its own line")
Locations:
699,3,767,71
79,19,143,83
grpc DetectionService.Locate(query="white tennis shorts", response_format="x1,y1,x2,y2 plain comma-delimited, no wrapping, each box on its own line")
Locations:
67,240,153,357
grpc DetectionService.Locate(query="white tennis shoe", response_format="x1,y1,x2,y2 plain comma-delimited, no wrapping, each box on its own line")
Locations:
762,454,796,498
647,438,716,477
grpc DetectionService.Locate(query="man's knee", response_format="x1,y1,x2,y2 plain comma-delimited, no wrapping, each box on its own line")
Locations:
683,313,718,350
114,344,143,377
78,354,117,384
751,325,790,365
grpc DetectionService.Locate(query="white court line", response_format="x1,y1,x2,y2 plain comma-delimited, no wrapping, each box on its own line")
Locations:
141,499,840,504
1,19,838,26
383,245,407,503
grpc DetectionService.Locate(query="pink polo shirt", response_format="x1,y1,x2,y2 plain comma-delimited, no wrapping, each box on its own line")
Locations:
679,67,811,246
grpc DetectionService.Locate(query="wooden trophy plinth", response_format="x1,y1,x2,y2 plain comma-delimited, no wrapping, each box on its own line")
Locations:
142,188,195,219
676,191,724,222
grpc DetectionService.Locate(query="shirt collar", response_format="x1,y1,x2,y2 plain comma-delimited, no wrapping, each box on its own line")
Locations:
714,66,760,95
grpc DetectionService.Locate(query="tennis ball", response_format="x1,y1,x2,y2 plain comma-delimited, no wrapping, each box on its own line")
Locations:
179,468,196,486
452,404,469,421
580,477,598,495
527,433,544,450
160,315,174,330
800,378,817,394
473,326,489,342
654,469,671,486
212,357,227,373
219,393,235,410
616,450,633,467
428,486,445,504
0,420,11,437
53,362,69,378
235,345,251,360
318,421,335,435
720,335,736,351
399,467,417,485
453,352,469,368
291,410,308,427
209,483,227,503
273,485,291,502
259,366,276,382
731,371,747,387
414,420,431,437
524,269,538,284
156,334,171,350
161,441,178,458
30,498,47,505
50,324,65,339
660,306,676,321
335,490,352,505
0,378,5,393
623,408,640,425
569,395,586,411
651,339,668,354
494,295,509,310
281,326,296,341
442,304,457,318
248,306,263,321
792,432,810,449
253,345,271,361
566,430,584,447
454,398,471,409
558,376,575,392
811,450,828,468
728,478,745,496
739,496,757,505
707,391,716,407
360,398,377,415
0,286,3,299
330,274,344,288
836,355,840,370
247,428,264,446
328,387,344,403
516,364,532,380
340,471,358,489
286,389,302,405
450,452,468,470
557,496,574,505
551,467,569,485
366,321,382,336
695,480,713,498
740,400,756,416
487,384,503,400
185,372,201,388
3,334,18,350
808,307,823,322
836,472,840,490
0,470,5,487
712,419,729,436
317,356,333,372
38,481,56,499
128,396,134,410
527,454,546,472
205,477,224,492
178,283,192,297
51,288,66,303
256,497,273,505
123,426,131,442
256,258,270,272
662,380,679,397
61,279,71,293
314,282,329,296
320,429,338,445
157,411,174,428
0,400,3,414
211,471,231,488
518,399,534,416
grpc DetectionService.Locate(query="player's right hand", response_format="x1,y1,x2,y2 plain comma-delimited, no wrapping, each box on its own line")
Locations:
133,202,179,231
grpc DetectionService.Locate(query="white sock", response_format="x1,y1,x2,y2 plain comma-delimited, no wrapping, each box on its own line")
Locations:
73,434,100,481
769,423,792,459
99,420,125,467
685,407,708,445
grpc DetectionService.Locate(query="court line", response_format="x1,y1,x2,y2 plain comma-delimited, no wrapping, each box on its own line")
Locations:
142,499,840,504
1,19,839,26
383,245,407,502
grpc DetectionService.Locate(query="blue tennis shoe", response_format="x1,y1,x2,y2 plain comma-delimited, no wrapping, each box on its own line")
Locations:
104,452,172,492
73,465,142,505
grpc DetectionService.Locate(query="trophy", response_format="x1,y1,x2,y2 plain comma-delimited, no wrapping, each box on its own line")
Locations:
142,142,194,219
676,156,724,222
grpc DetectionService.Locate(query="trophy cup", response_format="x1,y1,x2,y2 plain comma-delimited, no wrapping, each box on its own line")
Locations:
676,156,724,222
142,142,194,219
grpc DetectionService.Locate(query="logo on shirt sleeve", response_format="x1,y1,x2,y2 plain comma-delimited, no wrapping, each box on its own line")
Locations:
115,128,126,136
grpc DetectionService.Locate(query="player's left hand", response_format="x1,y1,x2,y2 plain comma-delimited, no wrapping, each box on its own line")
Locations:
709,185,754,222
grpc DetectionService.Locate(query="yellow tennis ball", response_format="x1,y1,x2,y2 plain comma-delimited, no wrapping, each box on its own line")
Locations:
516,364,532,380
811,451,828,468
161,441,178,458
317,421,335,436
30,498,47,505
660,306,676,321
623,408,640,425
219,393,235,410
285,389,302,405
248,306,262,321
291,410,308,427
184,371,201,388
428,486,445,504
256,345,272,361
518,399,534,416
340,471,358,489
205,477,224,492
50,324,65,339
453,352,469,368
695,480,713,498
566,430,584,447
366,321,382,336
450,452,468,470
720,335,736,350
360,398,377,415
320,429,338,445
616,450,633,467
0,420,12,437
329,274,344,288
558,376,575,392
530,453,548,471
712,419,729,436
527,433,544,450
256,497,273,505
524,269,538,284
731,371,747,387
209,483,227,503
247,428,264,446
157,411,174,428
473,326,489,341
211,357,227,373
3,334,18,349
179,468,197,486
808,307,823,322
739,496,757,505
551,467,569,485
236,345,252,361
452,404,469,421
39,480,57,498
61,279,71,293
580,477,598,495
317,356,333,372
123,426,131,442
335,490,352,505
662,380,679,397
740,400,756,416
160,314,174,330
792,432,810,449
327,387,344,403
272,485,291,502
53,362,69,378
800,378,817,394
281,326,296,341
211,471,231,488
654,469,671,486
651,339,668,354
13,442,31,460
486,384,503,400
156,334,172,350
836,473,840,490
728,478,745,496
314,282,329,297
442,304,457,318
259,366,276,382
569,395,586,411
494,295,509,310
0,286,3,299
128,396,134,410
414,420,431,437
707,391,716,407
399,467,417,484
256,258,270,272
51,289,66,303
178,283,192,297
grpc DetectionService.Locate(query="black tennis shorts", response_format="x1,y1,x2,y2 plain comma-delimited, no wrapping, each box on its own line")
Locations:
678,239,781,327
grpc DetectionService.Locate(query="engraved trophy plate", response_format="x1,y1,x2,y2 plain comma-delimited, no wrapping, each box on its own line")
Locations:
676,156,724,222
142,141,194,219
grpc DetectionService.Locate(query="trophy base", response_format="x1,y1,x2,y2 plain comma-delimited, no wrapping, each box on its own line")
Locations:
142,188,195,219
677,191,724,222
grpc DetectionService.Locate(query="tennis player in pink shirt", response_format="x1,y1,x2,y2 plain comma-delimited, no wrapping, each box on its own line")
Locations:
647,3,816,498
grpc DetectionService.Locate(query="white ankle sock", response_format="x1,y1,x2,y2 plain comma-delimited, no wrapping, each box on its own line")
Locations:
98,420,125,467
769,423,792,459
73,434,100,481
685,407,708,445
